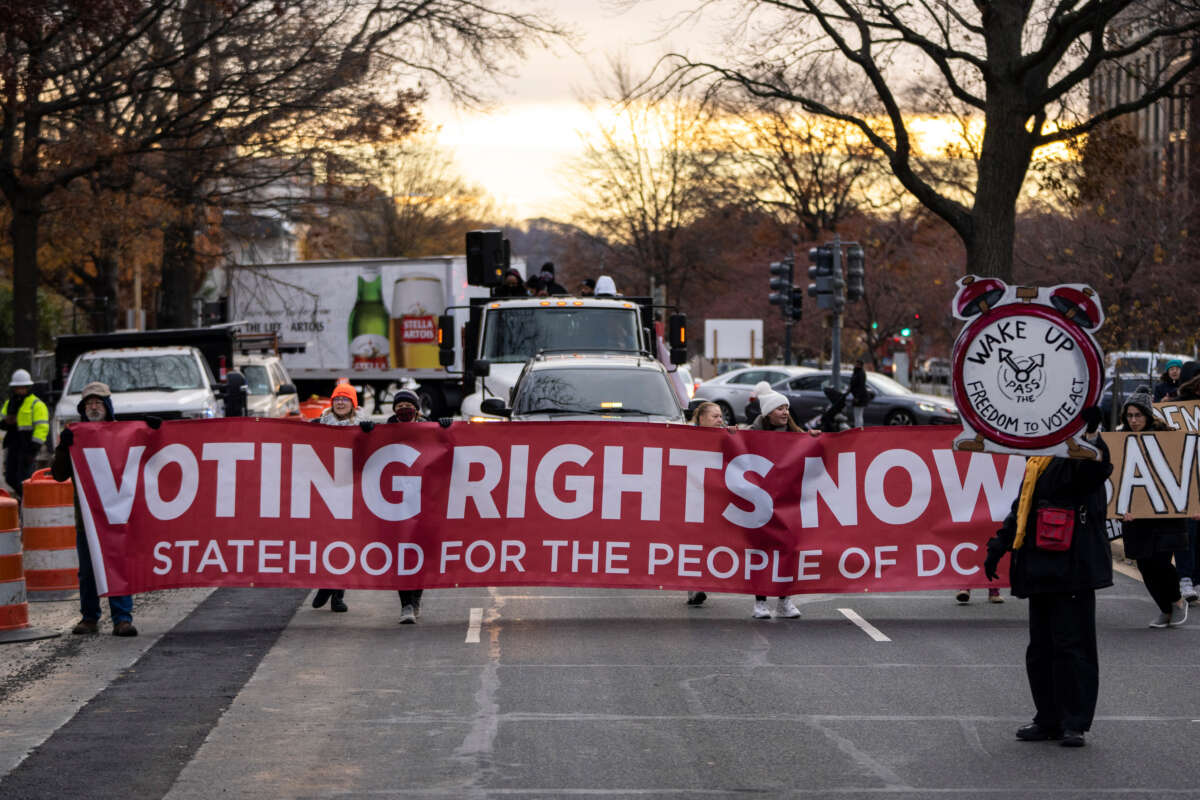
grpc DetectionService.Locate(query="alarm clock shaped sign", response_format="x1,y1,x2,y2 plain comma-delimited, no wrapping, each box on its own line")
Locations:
950,276,1105,459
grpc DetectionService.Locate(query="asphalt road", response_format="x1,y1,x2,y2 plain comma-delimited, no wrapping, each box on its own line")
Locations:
2,569,1198,799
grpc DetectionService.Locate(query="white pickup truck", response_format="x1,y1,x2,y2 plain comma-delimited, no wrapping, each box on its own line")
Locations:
53,346,222,439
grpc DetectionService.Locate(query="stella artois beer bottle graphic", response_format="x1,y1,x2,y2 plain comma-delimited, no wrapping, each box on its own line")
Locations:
348,267,390,370
389,274,443,368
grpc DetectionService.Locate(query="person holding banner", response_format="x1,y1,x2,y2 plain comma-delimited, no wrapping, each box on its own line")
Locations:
388,389,426,624
983,406,1111,748
310,382,372,614
746,391,804,619
1117,388,1190,627
52,382,137,637
685,401,727,607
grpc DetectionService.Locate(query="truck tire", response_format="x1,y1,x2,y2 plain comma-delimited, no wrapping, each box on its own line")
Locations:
416,384,446,419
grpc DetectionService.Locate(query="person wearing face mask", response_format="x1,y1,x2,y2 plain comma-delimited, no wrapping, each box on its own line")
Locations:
52,382,137,636
310,382,372,614
386,388,427,623
1117,387,1192,627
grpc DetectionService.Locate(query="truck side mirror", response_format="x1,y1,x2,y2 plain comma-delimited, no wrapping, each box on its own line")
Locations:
278,383,297,396
479,398,510,417
668,313,687,365
472,359,491,377
437,315,455,367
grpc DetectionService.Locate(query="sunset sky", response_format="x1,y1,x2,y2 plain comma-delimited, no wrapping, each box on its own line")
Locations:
425,1,719,220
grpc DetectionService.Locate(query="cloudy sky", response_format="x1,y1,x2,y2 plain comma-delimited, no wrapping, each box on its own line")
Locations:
425,1,727,220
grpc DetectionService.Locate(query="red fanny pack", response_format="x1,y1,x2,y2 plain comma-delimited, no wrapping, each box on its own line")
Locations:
1035,506,1075,551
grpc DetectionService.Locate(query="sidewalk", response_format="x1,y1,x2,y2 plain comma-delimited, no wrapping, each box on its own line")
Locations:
0,587,214,775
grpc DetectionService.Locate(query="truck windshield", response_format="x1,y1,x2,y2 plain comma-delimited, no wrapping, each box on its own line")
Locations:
514,368,680,417
481,308,640,363
240,365,272,395
68,355,203,393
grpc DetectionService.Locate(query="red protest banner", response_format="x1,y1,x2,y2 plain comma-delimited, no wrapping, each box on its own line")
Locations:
69,420,1025,597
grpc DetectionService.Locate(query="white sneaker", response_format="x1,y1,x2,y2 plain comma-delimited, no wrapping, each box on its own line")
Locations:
752,600,772,619
399,605,416,624
1181,578,1198,603
776,597,802,618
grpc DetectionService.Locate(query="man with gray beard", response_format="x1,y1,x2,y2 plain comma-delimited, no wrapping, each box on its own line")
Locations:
52,382,136,636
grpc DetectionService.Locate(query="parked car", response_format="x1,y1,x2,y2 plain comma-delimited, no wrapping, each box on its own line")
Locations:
233,353,300,418
481,353,685,423
53,346,223,439
693,365,818,424
773,370,958,426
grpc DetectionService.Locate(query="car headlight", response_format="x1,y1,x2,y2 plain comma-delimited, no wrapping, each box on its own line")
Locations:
917,402,939,413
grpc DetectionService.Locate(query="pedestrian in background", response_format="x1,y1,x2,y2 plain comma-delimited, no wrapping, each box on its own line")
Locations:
1118,387,1190,627
495,268,528,298
685,401,726,608
743,380,771,427
578,278,596,297
52,382,137,636
538,262,568,295
983,406,1110,748
847,359,872,429
1153,359,1184,402
0,369,48,501
311,382,372,614
387,388,427,624
745,391,803,620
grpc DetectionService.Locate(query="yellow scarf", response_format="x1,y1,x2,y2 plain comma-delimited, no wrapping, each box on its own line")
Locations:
1013,456,1053,549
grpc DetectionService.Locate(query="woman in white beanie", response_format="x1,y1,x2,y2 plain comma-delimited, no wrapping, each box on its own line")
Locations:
744,390,804,618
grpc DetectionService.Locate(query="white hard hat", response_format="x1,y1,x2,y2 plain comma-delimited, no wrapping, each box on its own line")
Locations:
594,275,618,297
9,369,33,387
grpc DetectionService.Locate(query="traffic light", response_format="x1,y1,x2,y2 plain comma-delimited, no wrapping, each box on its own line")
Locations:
845,244,865,302
769,258,800,321
829,258,845,314
789,289,803,320
807,245,833,300
911,312,922,331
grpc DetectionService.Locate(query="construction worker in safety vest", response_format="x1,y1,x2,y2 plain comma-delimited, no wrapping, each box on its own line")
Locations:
0,369,49,500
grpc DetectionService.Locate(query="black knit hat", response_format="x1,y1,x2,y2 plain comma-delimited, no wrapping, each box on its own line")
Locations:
392,389,420,409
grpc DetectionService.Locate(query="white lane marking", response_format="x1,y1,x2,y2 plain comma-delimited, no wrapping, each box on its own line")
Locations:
465,607,483,643
838,608,891,642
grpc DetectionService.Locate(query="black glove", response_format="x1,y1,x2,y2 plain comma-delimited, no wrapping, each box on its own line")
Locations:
438,417,454,429
144,415,163,430
983,551,1001,582
1081,405,1102,434
359,420,375,433
59,428,73,448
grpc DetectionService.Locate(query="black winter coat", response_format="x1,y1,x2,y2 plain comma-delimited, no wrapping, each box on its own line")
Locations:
987,437,1114,598
1121,516,1189,560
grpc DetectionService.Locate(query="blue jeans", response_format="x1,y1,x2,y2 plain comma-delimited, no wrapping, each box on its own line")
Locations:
77,529,133,623
1173,520,1198,582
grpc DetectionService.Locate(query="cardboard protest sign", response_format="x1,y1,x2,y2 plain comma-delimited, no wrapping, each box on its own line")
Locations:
1101,429,1200,518
1154,399,1200,433
950,277,1105,459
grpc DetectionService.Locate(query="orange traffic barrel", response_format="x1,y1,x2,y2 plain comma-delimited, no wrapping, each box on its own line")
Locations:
21,468,78,601
299,395,330,419
0,490,58,644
